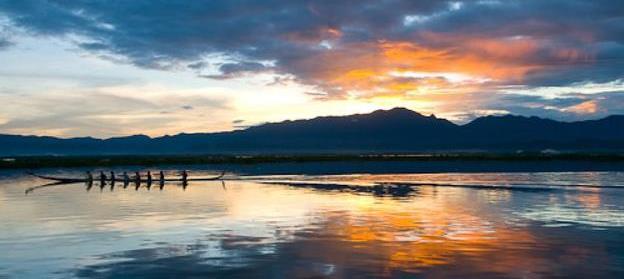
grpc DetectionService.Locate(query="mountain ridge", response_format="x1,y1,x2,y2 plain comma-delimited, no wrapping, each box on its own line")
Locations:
1,108,623,155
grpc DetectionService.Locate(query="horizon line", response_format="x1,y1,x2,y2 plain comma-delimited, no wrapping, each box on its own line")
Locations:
2,107,623,140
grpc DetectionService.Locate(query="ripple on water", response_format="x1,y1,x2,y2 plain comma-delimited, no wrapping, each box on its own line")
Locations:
1,171,624,278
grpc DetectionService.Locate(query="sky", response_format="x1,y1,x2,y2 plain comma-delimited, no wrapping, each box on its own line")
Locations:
0,0,623,138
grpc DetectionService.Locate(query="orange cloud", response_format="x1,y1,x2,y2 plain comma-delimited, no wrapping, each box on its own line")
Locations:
565,100,599,114
296,38,548,100
380,36,548,81
282,31,594,119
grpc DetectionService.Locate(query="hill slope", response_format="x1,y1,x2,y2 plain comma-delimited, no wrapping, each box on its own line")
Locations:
1,108,623,155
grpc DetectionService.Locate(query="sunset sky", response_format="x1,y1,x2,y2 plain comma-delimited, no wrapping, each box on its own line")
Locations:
0,0,623,138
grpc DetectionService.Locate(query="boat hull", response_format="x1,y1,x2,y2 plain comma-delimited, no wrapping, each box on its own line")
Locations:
29,172,225,183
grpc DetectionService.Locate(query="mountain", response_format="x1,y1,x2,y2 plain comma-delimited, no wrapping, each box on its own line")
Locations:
1,108,624,155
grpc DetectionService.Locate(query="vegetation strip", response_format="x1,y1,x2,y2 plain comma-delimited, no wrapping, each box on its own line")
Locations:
2,153,624,169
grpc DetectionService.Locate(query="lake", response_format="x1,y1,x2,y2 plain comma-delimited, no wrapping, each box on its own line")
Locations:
2,168,624,278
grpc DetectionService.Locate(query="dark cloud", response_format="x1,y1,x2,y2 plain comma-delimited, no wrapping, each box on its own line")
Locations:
78,42,108,51
0,0,622,116
220,62,267,75
202,62,272,79
187,61,208,70
402,1,624,86
2,2,621,73
232,119,257,129
0,22,11,49
0,37,10,49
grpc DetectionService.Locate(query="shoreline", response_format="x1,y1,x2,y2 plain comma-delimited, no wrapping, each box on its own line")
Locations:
2,153,624,171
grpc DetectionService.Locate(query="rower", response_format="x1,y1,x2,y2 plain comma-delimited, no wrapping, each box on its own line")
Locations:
99,171,107,185
159,171,165,190
147,171,152,185
181,170,188,183
86,171,93,189
123,172,130,187
181,170,188,189
159,171,165,185
146,171,152,190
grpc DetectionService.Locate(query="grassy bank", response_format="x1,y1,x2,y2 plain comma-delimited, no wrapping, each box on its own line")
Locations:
2,153,624,169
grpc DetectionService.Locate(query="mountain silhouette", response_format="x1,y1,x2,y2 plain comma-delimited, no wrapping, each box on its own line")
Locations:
2,108,623,155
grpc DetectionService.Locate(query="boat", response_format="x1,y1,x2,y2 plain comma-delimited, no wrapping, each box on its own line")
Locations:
28,171,225,183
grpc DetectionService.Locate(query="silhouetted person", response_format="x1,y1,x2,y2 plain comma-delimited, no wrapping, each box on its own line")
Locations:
134,171,141,186
146,171,152,189
181,170,189,190
86,171,93,182
181,170,188,183
123,172,130,188
134,172,140,190
99,171,106,186
159,171,165,190
110,171,116,190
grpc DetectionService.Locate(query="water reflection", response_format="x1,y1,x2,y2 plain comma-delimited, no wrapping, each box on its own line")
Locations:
1,171,624,278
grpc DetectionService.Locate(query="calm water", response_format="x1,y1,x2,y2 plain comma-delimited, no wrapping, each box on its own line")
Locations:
2,170,624,278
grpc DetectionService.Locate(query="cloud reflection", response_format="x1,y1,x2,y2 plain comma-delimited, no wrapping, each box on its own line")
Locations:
3,172,624,277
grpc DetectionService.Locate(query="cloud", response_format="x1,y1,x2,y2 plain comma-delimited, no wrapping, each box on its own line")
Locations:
563,100,599,115
201,61,272,79
186,61,208,70
0,19,12,49
440,91,624,123
0,90,232,138
232,119,255,129
0,37,11,49
0,0,622,121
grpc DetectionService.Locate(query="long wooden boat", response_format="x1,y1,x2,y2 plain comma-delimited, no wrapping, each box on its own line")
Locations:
28,171,225,183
